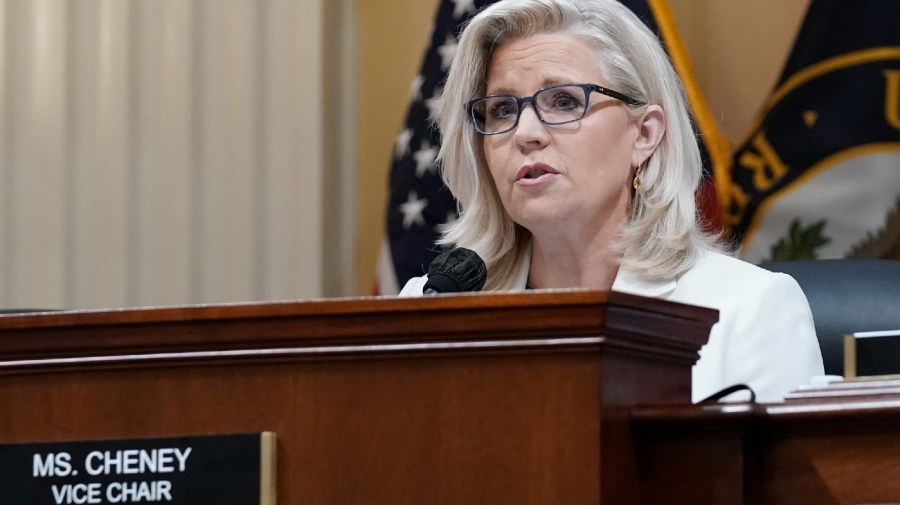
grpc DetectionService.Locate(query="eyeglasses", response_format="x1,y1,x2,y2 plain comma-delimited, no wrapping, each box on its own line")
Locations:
465,83,643,135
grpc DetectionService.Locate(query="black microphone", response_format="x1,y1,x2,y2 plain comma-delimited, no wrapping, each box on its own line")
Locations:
423,248,487,294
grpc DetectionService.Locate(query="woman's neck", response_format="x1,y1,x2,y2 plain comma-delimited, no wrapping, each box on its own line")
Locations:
527,230,623,290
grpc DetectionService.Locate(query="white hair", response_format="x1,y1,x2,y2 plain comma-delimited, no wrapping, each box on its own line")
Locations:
435,0,719,290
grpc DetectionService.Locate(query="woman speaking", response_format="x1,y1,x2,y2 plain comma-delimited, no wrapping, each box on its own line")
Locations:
401,0,823,402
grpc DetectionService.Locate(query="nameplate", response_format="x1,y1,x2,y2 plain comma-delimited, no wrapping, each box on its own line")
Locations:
845,330,900,378
0,432,275,505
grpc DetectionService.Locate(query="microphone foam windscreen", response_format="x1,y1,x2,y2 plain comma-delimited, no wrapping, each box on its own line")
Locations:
423,248,487,293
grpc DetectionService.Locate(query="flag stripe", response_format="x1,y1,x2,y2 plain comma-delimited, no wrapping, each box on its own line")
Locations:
647,0,730,216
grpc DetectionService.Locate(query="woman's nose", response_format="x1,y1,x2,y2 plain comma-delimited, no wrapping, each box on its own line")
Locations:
513,105,550,148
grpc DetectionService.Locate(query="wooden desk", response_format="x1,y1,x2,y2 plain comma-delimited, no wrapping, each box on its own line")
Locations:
12,292,893,504
0,291,715,505
633,379,900,504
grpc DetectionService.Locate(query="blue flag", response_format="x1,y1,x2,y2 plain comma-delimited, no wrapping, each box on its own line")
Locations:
379,0,726,294
727,1,900,262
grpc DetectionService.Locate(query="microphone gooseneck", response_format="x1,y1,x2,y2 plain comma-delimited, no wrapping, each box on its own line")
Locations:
423,248,487,294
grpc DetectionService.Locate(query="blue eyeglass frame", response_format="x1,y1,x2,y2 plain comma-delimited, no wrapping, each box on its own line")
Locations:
465,83,644,135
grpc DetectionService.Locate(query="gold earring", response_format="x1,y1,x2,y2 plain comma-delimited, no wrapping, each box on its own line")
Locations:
633,161,647,190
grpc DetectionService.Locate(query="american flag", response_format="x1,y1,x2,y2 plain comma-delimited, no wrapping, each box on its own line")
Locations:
378,0,726,294
378,0,494,295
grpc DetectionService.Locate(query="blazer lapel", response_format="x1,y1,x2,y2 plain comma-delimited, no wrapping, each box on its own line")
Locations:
612,268,677,298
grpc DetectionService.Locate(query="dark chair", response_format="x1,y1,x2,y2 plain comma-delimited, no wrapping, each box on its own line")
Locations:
760,259,900,376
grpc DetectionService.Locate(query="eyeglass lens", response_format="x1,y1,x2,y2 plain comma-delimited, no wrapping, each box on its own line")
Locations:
472,85,588,134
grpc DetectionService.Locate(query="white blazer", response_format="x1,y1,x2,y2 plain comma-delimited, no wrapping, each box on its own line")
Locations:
400,250,824,403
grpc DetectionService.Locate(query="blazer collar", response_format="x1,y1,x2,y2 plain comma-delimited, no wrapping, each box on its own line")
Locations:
514,245,677,298
611,268,677,298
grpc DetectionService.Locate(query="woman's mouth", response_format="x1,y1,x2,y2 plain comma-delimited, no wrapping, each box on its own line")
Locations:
515,163,559,186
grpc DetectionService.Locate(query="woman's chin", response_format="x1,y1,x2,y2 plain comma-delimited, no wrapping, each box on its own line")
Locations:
510,207,575,236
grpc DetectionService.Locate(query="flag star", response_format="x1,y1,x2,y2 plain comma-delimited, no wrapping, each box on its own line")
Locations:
452,0,476,18
399,190,428,229
413,140,439,178
437,35,458,69
394,128,413,159
409,74,424,102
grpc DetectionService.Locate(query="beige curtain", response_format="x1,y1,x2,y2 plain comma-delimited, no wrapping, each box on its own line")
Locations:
0,0,355,310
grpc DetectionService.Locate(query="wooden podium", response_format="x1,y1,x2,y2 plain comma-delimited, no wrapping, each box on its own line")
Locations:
0,291,716,505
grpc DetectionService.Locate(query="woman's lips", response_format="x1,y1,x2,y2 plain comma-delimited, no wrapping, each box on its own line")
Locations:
515,163,559,186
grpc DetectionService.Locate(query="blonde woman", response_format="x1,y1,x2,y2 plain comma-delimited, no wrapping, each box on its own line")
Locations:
401,0,823,402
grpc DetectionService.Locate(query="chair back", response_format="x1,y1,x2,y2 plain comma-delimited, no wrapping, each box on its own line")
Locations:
760,259,900,376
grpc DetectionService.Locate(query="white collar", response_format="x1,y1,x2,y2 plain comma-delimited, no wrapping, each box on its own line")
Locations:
611,267,676,297
512,245,677,298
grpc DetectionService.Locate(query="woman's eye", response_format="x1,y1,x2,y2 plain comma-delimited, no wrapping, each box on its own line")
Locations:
489,100,517,119
550,93,581,110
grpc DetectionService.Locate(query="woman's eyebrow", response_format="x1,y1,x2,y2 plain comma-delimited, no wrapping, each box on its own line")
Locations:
485,78,574,97
484,86,516,96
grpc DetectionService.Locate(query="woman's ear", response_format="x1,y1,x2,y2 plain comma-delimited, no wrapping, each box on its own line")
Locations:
632,104,665,167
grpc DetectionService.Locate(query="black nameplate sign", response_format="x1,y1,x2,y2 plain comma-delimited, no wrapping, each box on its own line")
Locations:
0,432,275,505
845,330,900,378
